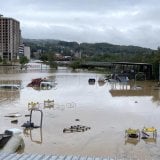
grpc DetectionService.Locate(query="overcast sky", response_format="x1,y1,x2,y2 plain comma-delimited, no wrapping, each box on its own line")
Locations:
1,0,160,49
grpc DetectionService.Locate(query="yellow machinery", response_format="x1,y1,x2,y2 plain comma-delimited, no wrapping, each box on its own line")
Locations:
142,127,157,138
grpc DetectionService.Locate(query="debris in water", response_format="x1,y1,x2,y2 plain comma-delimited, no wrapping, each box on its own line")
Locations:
5,113,22,118
25,114,31,117
11,120,18,124
63,125,91,133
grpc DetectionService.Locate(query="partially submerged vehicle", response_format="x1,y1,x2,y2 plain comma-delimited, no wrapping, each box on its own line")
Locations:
0,84,21,90
27,78,54,90
88,78,96,85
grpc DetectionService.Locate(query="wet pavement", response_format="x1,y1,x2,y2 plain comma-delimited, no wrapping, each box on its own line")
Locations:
0,66,160,160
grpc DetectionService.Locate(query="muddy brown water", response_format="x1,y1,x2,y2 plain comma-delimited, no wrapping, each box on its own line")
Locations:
0,66,160,159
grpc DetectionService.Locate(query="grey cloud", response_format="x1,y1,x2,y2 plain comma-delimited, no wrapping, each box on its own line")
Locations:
1,0,160,49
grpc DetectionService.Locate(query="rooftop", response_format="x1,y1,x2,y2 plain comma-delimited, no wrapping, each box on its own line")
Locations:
0,153,132,160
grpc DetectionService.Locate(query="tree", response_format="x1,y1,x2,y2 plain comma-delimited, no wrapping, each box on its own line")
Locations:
19,56,29,69
40,54,48,62
19,56,29,65
0,56,2,63
48,53,57,68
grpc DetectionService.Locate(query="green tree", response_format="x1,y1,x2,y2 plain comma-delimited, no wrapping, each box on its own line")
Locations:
40,54,48,62
48,53,57,68
0,56,2,63
19,56,29,65
19,56,29,69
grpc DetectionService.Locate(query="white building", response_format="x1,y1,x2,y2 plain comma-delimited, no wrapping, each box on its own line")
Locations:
24,46,31,60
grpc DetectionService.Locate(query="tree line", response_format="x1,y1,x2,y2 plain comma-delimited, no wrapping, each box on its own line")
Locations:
23,39,160,80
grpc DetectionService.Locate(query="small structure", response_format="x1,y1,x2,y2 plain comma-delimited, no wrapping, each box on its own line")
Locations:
142,127,157,138
29,108,43,128
22,108,43,128
125,128,140,138
22,101,43,129
44,99,54,109
28,102,40,110
125,128,140,145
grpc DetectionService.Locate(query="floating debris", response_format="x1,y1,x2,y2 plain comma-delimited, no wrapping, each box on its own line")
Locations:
75,119,80,121
63,125,91,133
21,121,39,129
25,114,31,117
11,120,18,124
5,113,22,118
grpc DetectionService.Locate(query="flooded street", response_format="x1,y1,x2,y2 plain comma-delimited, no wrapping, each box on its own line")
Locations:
0,67,160,160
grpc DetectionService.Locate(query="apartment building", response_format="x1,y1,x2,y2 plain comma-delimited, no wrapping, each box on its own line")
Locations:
0,15,21,61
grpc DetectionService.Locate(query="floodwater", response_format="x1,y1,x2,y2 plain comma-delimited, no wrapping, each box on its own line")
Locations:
0,66,160,160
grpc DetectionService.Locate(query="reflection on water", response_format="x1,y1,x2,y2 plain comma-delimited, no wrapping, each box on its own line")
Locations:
0,90,20,102
125,137,140,145
23,128,43,144
109,81,160,104
142,137,157,144
0,66,160,159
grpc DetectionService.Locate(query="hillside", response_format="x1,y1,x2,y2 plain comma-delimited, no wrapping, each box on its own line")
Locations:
23,39,157,63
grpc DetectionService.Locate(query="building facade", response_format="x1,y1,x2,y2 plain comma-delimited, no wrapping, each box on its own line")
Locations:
0,15,21,61
24,46,31,60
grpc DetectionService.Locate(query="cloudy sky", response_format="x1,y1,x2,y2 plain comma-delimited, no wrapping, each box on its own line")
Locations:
1,0,160,49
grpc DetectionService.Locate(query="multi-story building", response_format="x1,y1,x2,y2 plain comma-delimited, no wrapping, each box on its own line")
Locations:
18,43,31,60
0,14,21,61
